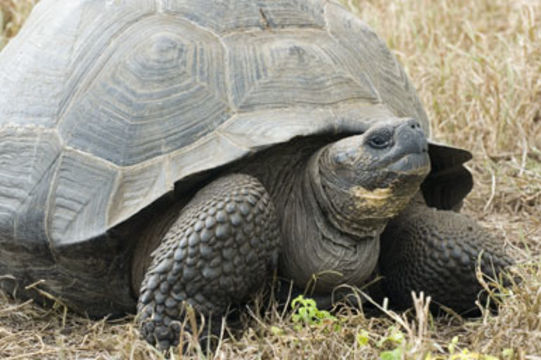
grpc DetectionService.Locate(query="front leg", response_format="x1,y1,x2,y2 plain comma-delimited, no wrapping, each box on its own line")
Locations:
137,174,280,349
378,201,513,313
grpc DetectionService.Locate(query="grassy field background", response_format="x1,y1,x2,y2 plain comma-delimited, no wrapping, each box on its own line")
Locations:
0,0,540,358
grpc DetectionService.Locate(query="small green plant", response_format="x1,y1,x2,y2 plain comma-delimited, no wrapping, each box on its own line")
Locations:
290,295,337,331
445,336,501,360
357,330,504,360
356,326,406,359
356,329,371,347
377,326,406,360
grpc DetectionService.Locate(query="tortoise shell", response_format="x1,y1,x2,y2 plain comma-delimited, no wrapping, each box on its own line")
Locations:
0,0,471,314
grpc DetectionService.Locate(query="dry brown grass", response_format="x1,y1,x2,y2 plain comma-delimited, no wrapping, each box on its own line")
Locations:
1,0,540,359
0,0,36,48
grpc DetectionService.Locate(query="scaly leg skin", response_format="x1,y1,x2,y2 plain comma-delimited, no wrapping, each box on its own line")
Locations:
378,201,513,314
137,174,280,349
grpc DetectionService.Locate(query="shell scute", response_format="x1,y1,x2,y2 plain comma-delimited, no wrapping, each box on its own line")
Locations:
0,0,432,249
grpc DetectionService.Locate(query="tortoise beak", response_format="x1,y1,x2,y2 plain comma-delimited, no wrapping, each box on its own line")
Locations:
386,120,430,175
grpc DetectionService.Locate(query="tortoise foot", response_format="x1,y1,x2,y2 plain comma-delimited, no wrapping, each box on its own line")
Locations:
378,202,513,313
136,174,280,348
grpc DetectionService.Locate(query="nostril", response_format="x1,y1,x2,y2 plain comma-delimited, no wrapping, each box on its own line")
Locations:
409,121,421,130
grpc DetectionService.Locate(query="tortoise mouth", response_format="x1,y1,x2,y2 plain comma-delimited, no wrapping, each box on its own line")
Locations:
387,152,431,176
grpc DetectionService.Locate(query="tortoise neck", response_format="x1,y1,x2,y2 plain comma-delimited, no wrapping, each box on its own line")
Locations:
277,150,381,293
306,148,390,239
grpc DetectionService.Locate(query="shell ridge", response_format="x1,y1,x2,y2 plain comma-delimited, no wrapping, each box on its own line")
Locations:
55,13,158,129
156,0,165,13
0,127,61,255
159,9,231,107
43,151,64,258
214,128,252,153
57,14,232,166
47,149,119,246
105,163,124,231
219,34,237,112
226,28,378,111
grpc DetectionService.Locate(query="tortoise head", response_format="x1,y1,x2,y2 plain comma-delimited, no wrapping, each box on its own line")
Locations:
311,118,430,237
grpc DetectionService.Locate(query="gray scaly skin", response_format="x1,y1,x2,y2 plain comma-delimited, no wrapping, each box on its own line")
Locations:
137,175,280,348
135,117,510,349
379,199,513,313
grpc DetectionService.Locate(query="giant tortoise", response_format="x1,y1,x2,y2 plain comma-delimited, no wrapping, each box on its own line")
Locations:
0,0,511,349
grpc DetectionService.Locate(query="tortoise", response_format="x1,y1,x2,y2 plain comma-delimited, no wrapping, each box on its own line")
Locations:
0,0,511,349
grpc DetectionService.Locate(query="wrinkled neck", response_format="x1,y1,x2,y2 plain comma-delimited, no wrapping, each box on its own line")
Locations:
278,151,382,293
307,149,390,239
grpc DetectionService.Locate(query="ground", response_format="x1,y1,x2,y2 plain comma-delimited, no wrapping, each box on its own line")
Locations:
0,0,540,359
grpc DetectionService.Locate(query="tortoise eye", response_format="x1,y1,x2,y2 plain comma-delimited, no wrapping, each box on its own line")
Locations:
367,131,392,149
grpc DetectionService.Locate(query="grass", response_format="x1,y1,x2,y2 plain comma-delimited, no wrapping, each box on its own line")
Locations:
0,0,36,49
1,0,541,358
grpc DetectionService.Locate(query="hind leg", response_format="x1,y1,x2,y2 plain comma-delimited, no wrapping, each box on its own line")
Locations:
378,201,513,313
136,174,280,349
